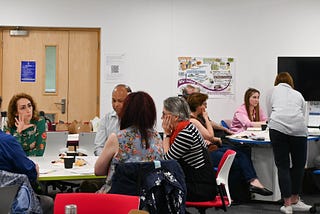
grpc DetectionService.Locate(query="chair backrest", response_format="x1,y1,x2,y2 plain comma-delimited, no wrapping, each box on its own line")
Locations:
54,193,140,214
216,149,236,176
216,149,236,206
0,170,41,213
220,119,232,129
78,132,96,156
44,131,68,156
0,185,19,214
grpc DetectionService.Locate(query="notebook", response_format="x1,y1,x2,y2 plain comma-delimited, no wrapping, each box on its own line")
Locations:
308,127,320,136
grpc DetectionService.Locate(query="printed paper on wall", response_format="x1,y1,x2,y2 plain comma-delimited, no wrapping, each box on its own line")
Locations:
177,57,235,98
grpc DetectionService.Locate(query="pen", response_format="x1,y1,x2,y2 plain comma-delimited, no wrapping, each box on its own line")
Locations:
40,169,57,174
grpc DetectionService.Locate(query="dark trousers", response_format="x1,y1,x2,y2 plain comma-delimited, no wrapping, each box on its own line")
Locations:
269,129,307,198
37,195,54,214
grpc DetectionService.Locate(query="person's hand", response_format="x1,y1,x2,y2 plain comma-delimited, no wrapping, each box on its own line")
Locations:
202,111,209,120
204,139,211,146
15,114,33,133
225,129,234,135
162,115,173,136
30,142,36,150
213,137,222,146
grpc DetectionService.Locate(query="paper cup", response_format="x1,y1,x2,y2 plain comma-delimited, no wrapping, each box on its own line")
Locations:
261,124,267,131
64,156,74,169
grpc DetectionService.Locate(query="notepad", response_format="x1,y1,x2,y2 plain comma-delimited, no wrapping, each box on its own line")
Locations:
308,127,320,136
247,127,262,131
69,168,94,175
40,168,57,174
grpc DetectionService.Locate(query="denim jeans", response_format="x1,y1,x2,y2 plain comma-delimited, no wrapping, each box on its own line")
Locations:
269,129,307,198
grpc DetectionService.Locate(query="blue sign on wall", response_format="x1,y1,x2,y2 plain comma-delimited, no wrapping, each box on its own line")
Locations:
21,61,36,82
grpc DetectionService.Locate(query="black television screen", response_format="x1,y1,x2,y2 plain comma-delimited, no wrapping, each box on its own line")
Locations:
278,57,320,101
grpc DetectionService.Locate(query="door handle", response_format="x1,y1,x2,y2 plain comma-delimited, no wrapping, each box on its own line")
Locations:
54,98,66,114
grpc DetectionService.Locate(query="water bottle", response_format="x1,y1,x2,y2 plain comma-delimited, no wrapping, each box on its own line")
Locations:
65,204,77,214
39,111,47,131
1,111,7,131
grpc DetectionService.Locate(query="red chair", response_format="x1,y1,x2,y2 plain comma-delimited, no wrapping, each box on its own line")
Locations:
54,193,140,214
186,149,236,213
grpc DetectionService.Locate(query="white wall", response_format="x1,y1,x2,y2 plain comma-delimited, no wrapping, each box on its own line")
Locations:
2,0,320,129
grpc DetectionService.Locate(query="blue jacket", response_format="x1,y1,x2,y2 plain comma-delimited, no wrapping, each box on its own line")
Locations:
0,131,37,182
0,131,41,213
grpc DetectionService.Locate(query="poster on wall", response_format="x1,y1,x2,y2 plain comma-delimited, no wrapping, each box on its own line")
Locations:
105,54,125,81
21,61,36,82
177,57,235,98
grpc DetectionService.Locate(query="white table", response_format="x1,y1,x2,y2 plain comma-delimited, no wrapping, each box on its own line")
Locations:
29,155,105,194
29,156,105,181
227,129,320,202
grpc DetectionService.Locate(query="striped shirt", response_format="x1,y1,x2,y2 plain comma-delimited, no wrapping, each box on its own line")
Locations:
164,123,207,169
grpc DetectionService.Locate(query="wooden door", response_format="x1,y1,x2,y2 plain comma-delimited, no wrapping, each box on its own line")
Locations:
0,31,2,97
1,28,99,123
68,31,99,121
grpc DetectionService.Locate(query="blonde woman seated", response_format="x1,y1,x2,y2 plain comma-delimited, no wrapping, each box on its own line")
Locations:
230,88,267,133
94,91,164,191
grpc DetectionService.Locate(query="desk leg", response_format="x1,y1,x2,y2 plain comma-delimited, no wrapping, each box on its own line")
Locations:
306,139,320,168
251,145,281,202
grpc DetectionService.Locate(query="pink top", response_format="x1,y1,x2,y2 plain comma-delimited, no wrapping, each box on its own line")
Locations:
230,104,267,133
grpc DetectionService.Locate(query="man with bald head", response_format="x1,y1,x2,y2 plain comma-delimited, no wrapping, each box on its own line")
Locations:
94,84,132,156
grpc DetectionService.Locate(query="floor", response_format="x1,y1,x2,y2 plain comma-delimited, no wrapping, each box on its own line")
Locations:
186,193,320,214
46,183,320,213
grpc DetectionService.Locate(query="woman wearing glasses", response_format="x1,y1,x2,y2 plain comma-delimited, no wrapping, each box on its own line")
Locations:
161,96,217,202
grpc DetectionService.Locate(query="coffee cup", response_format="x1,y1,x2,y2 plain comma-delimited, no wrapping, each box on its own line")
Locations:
64,156,74,169
261,124,268,131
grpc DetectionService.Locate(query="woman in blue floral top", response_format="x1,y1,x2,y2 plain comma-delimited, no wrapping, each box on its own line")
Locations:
4,93,46,156
95,91,164,185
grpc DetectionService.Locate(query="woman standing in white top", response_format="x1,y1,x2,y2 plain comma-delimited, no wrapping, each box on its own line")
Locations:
267,72,311,214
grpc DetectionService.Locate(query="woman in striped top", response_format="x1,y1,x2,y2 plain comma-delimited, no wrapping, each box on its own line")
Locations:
161,96,217,202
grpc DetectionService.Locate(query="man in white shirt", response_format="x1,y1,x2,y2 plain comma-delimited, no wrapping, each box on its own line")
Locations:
94,84,132,156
